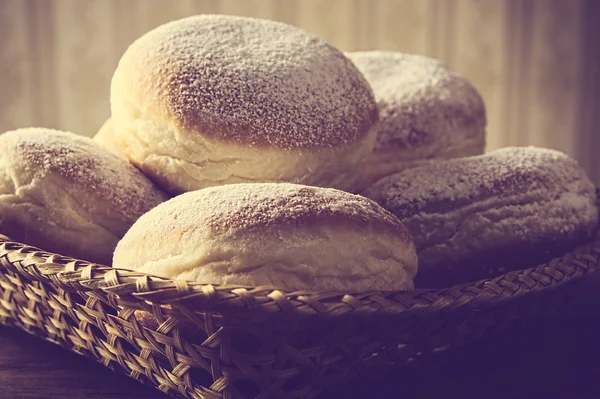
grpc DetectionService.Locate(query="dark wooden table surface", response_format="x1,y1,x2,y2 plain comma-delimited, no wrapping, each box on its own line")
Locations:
1,278,600,399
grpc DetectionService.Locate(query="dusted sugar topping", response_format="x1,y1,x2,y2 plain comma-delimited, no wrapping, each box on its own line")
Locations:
126,182,412,241
363,146,598,288
364,146,596,218
117,14,378,149
1,128,167,219
347,51,486,152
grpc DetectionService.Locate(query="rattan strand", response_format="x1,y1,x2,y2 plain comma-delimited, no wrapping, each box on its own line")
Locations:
0,228,598,398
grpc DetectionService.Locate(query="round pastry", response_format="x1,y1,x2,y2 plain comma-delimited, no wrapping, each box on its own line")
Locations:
113,183,418,292
362,147,598,288
0,128,169,265
110,15,378,195
93,118,126,159
346,51,487,191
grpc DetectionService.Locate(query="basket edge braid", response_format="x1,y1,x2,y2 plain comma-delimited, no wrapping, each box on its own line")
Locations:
0,229,599,323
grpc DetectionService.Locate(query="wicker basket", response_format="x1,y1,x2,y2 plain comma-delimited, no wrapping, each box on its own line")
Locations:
0,224,599,398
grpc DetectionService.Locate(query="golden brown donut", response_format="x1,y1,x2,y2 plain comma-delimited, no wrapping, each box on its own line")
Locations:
111,15,378,195
0,128,168,264
347,51,486,191
113,183,418,292
363,147,598,288
93,118,126,159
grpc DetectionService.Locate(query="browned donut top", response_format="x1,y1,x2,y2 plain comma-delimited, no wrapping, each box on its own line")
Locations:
0,128,167,220
347,51,486,152
123,182,413,244
363,146,595,218
117,14,378,150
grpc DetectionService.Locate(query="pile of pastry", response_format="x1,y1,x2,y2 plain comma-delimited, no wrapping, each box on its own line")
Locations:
0,15,597,291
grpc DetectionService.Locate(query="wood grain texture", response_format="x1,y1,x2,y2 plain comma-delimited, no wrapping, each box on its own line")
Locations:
53,0,116,137
137,0,219,33
111,0,145,70
577,0,599,184
370,0,433,55
27,0,59,130
504,0,532,148
451,0,510,151
428,0,456,63
217,0,278,19
295,0,359,51
525,0,583,158
0,0,36,132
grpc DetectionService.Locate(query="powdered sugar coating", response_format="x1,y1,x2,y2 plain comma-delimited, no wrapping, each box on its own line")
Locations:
365,147,594,216
115,183,418,292
2,128,167,221
129,183,411,241
116,15,378,149
363,146,598,287
347,51,486,154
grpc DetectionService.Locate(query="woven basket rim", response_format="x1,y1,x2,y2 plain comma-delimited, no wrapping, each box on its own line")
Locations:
1,226,599,322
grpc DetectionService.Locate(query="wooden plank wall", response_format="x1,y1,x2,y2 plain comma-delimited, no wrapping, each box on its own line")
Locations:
0,0,597,182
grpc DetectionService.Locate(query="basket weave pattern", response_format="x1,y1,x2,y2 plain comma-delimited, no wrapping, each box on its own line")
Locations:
0,229,599,398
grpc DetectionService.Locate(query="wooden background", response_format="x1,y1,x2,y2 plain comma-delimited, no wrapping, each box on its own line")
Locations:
1,0,599,183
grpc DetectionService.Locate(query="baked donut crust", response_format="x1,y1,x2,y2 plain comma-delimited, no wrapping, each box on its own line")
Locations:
363,147,598,288
347,51,486,191
111,15,378,194
93,118,126,159
0,128,168,264
113,183,418,292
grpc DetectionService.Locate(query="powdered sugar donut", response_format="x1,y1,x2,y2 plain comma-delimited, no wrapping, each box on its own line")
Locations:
0,128,168,264
363,147,598,288
111,15,378,195
114,183,418,292
347,51,486,191
93,118,126,159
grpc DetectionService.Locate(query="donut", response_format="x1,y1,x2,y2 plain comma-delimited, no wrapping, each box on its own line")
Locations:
362,147,598,288
110,15,378,195
0,128,168,265
93,118,126,159
346,51,487,191
113,183,418,292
